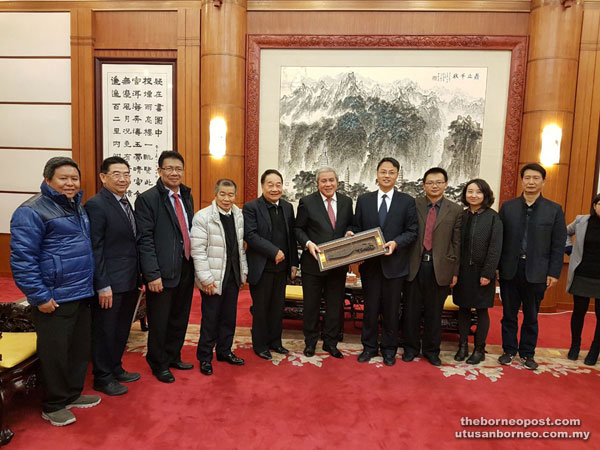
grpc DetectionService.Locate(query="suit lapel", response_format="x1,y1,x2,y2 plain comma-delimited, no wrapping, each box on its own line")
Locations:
315,192,335,231
101,188,135,237
164,192,182,234
434,198,450,230
258,197,272,232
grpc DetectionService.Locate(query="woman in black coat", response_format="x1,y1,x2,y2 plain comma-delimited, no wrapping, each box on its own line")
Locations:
453,179,503,364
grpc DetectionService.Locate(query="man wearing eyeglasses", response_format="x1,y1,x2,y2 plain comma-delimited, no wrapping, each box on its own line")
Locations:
135,150,195,383
404,167,462,366
85,156,141,396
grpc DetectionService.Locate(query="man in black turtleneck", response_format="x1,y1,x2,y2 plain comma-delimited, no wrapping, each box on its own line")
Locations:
244,169,299,360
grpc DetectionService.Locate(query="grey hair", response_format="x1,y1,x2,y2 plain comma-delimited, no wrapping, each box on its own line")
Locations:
214,178,237,194
315,167,338,183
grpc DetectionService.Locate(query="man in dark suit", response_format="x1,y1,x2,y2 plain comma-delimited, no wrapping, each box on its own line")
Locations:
85,156,141,396
498,163,567,370
135,151,195,383
295,167,354,358
243,169,299,360
353,157,418,365
404,167,462,366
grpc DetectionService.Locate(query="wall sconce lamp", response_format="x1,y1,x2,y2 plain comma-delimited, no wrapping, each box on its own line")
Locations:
213,0,223,7
540,124,562,166
209,117,227,159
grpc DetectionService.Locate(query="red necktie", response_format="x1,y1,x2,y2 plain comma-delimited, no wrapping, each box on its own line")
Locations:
173,193,191,260
327,198,336,229
423,205,437,251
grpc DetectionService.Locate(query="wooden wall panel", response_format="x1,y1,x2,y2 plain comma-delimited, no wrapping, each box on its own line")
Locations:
247,11,529,35
94,11,178,49
0,234,11,277
565,6,600,223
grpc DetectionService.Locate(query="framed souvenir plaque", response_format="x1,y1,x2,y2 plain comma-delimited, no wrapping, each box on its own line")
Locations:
317,228,387,272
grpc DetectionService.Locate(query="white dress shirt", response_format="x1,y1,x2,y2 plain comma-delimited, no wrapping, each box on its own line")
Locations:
377,189,394,212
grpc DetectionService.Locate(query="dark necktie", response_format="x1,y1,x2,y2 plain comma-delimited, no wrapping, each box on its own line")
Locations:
326,198,336,229
423,205,437,252
173,193,191,260
119,198,137,236
379,194,388,227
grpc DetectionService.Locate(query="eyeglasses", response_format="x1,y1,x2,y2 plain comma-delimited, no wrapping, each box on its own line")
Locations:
424,181,446,186
161,167,184,174
106,172,131,180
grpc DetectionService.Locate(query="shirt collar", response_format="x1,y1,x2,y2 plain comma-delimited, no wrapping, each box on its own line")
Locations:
521,194,541,208
168,188,181,199
111,192,125,202
427,197,444,208
378,189,393,200
320,192,337,203
262,195,279,207
218,205,232,216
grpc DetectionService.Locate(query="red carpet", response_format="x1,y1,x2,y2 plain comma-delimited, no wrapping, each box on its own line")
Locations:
3,285,600,449
0,276,25,303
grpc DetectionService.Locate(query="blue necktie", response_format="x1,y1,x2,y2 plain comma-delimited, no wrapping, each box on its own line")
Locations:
379,194,388,227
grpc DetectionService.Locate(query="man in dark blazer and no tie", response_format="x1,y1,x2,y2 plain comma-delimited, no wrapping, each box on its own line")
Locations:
243,169,299,360
404,167,463,366
497,163,567,370
85,156,141,396
135,151,195,383
295,167,354,358
353,157,418,366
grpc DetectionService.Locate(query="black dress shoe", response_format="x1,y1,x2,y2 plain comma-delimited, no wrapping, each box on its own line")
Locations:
255,350,272,360
303,345,316,357
200,361,213,376
115,371,141,383
94,380,128,396
357,351,376,363
216,352,245,365
383,355,396,366
323,344,343,359
153,369,175,383
169,360,194,370
269,346,289,354
425,355,442,366
401,352,416,362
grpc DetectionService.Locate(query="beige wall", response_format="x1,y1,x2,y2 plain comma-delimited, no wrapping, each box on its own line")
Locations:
0,12,72,233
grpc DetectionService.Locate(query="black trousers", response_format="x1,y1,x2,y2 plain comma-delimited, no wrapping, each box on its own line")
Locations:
91,289,138,386
458,307,490,347
197,275,240,362
145,258,194,372
249,270,287,353
361,270,404,357
499,259,547,358
33,298,91,413
302,269,346,348
571,296,600,347
403,260,449,358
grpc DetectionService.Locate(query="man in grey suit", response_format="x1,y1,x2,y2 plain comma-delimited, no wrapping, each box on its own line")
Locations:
295,167,354,358
403,167,463,366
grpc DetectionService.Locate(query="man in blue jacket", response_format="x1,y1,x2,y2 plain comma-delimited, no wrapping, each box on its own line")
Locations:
10,157,100,427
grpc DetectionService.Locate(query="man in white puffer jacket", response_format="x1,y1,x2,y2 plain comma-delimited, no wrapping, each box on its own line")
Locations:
190,179,248,376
